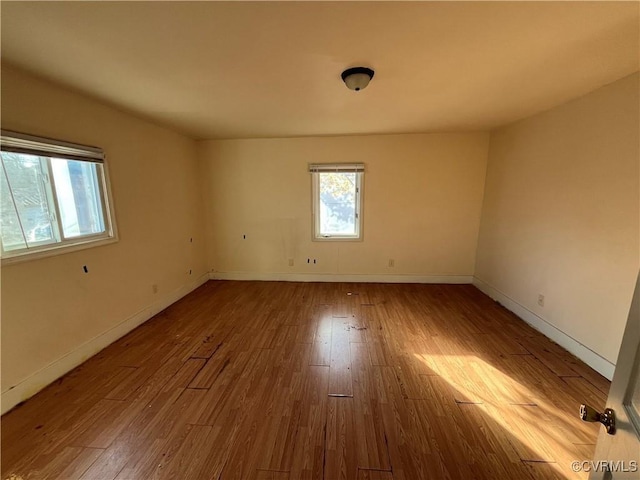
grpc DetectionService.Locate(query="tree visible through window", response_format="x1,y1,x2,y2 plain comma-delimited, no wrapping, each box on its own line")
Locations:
310,164,363,240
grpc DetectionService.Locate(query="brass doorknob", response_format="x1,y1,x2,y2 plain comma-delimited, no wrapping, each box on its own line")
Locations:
580,404,616,435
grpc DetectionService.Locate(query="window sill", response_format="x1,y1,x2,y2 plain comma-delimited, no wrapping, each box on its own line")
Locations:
1,235,118,266
312,236,363,242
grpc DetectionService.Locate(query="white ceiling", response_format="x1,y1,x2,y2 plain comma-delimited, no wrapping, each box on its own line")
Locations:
1,1,638,140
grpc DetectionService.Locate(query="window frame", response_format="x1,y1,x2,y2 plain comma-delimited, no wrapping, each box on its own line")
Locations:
310,163,364,242
0,130,118,264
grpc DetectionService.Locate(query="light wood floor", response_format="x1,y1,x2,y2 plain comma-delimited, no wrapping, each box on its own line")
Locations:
2,281,610,480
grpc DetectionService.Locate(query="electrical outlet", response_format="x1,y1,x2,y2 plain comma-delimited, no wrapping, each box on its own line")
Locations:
288,259,294,267
388,259,395,267
152,284,159,294
537,294,545,307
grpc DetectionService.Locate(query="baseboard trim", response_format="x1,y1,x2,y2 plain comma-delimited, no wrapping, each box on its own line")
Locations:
209,271,473,284
1,273,210,415
472,276,615,380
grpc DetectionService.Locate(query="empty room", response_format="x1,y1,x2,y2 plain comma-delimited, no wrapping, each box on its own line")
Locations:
1,2,639,480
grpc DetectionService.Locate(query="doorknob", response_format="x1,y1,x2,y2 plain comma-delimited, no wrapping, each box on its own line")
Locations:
580,404,616,435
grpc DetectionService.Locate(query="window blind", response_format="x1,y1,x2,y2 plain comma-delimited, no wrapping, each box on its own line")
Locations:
0,130,104,163
308,163,364,173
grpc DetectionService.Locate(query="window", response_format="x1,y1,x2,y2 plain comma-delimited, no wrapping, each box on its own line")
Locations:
1,130,116,262
310,163,363,240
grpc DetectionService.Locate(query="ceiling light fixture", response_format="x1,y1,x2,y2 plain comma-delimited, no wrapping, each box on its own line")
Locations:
341,67,375,92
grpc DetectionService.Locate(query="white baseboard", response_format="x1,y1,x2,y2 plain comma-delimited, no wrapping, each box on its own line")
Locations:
210,271,473,284
472,276,615,380
1,273,209,415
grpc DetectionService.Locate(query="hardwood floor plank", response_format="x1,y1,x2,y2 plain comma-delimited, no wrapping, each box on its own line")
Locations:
155,425,214,479
357,469,394,480
328,317,353,396
190,327,229,359
288,366,329,479
522,461,571,480
324,397,358,480
23,446,86,480
254,470,290,480
2,281,608,480
77,445,128,480
516,335,582,377
309,305,332,366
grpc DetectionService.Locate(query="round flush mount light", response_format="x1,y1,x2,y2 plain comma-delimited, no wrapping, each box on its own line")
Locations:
341,67,375,91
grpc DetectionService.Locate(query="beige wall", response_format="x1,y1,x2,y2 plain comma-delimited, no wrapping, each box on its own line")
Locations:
475,73,639,364
200,133,489,279
0,65,208,406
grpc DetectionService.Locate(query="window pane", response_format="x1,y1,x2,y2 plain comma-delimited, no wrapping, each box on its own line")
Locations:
319,172,357,235
51,158,105,238
0,152,57,250
0,161,27,251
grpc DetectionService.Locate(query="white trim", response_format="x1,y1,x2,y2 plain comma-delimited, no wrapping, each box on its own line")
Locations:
1,273,209,415
210,271,473,284
472,276,615,380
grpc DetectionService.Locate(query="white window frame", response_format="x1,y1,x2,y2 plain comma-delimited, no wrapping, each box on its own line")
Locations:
310,163,364,241
0,130,118,264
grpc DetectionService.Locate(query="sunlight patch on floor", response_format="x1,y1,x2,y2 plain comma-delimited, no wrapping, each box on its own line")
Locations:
413,352,592,479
